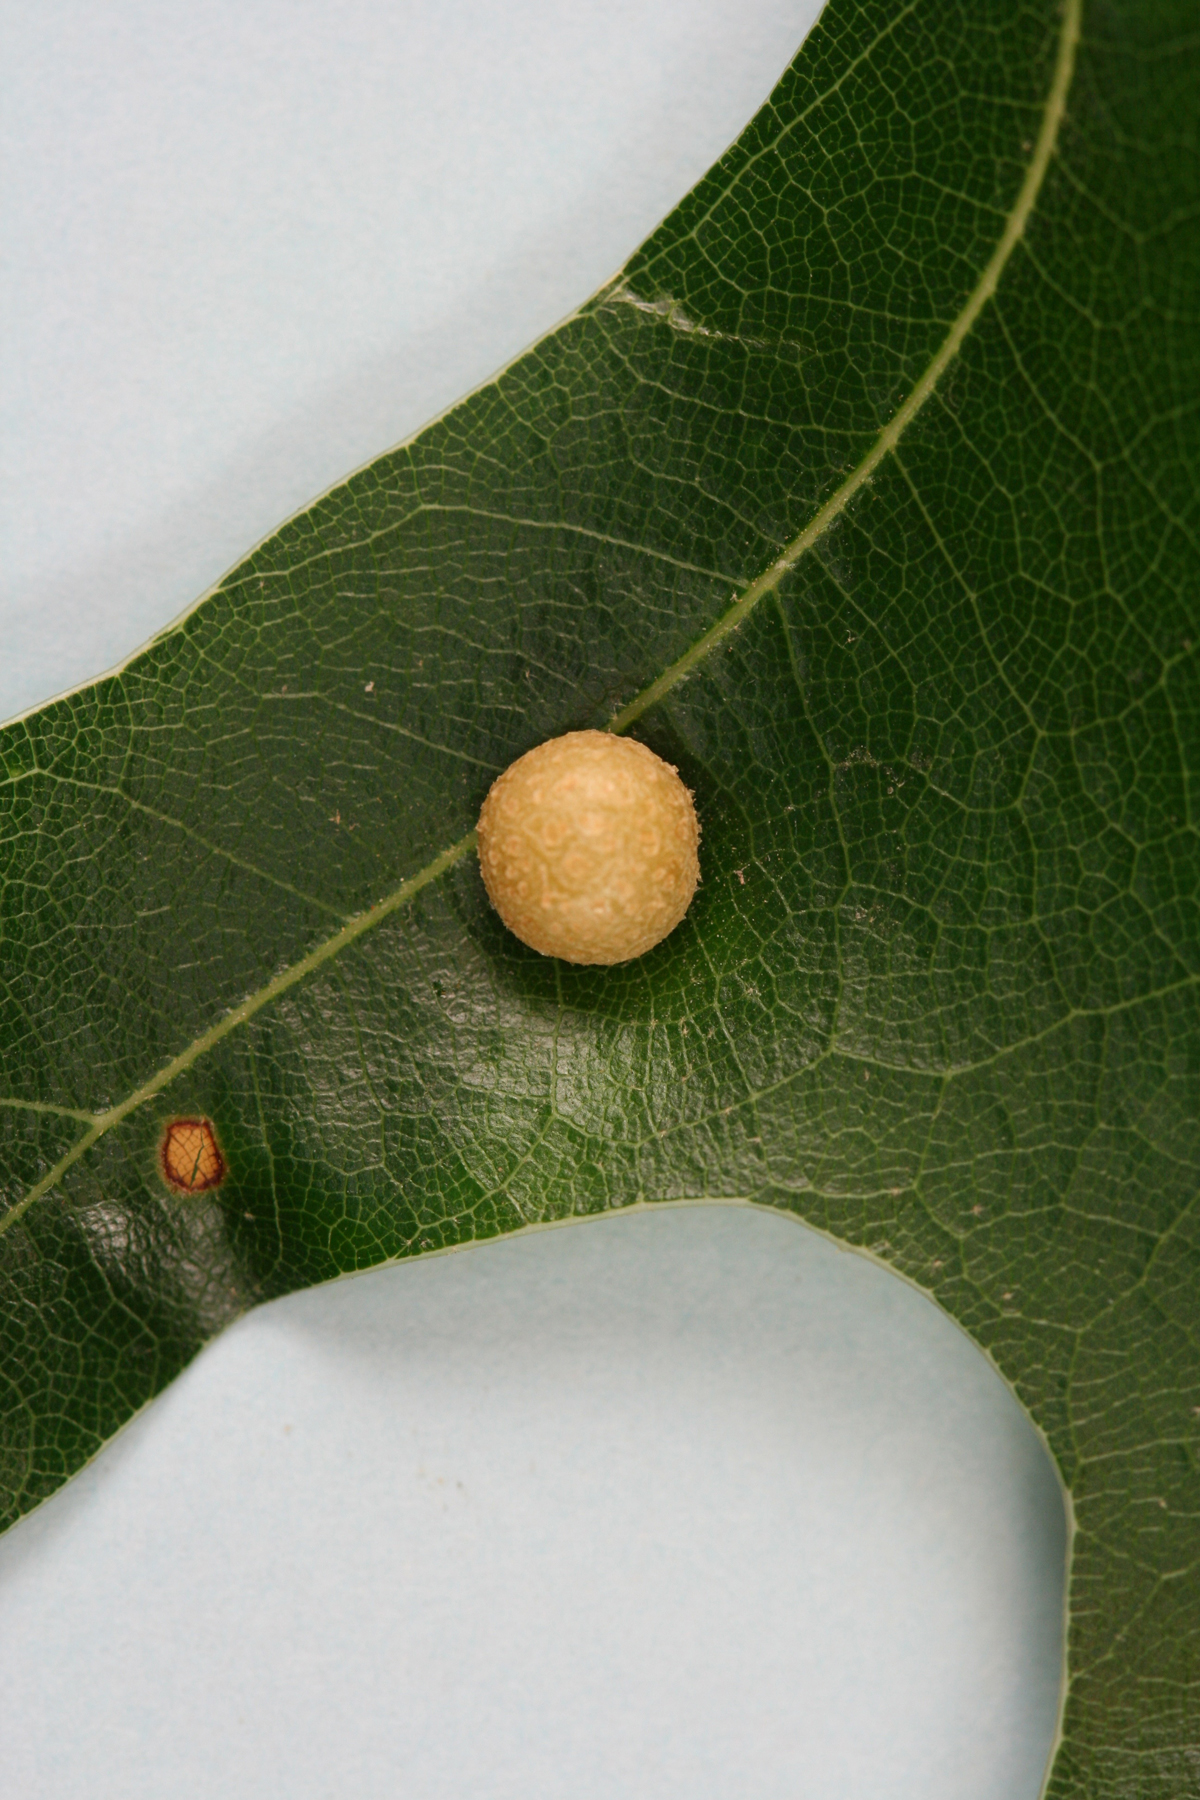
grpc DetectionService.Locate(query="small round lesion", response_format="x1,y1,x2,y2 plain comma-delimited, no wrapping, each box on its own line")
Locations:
159,1117,226,1193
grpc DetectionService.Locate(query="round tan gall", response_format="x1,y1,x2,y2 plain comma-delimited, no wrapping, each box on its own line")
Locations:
477,730,700,965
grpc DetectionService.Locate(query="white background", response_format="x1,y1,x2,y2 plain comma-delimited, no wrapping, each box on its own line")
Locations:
0,5,1067,1796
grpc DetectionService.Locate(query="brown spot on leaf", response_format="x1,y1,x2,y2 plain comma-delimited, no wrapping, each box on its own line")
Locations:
160,1118,226,1193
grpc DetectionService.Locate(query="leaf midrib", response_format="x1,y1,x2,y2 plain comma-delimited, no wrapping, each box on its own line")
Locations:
0,0,1082,1239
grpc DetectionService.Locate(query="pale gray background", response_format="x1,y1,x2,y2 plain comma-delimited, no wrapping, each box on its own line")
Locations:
0,4,1067,1796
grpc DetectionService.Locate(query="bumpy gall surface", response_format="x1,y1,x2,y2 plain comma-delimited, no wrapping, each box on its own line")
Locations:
477,730,700,965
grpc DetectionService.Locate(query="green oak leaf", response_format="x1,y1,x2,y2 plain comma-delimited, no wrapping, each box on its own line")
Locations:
1,0,1197,1789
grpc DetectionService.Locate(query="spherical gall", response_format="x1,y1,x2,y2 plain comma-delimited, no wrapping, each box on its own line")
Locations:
477,730,700,965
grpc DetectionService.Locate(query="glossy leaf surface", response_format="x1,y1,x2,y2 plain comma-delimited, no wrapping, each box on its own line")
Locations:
1,1,1197,1791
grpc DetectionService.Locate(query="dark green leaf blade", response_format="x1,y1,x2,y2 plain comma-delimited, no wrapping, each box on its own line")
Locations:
2,2,1198,1792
